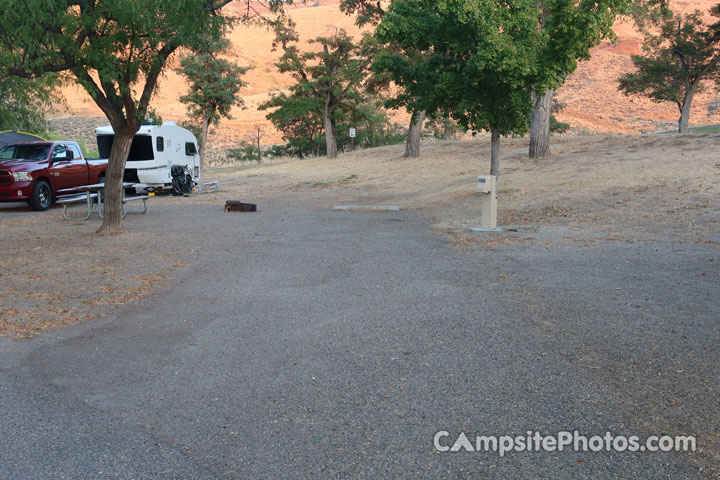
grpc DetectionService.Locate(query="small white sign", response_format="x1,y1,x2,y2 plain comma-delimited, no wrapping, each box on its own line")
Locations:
349,128,356,138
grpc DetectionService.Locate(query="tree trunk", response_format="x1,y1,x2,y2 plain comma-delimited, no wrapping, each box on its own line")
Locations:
96,126,134,235
678,86,696,134
529,88,553,158
257,128,262,161
404,109,426,158
323,104,338,158
443,116,453,140
199,113,210,169
490,126,500,177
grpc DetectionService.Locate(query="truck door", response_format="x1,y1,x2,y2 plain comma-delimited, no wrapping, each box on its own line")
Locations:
48,144,87,190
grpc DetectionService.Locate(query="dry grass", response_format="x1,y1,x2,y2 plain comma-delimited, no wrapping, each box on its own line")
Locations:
207,133,720,240
1,132,718,336
0,217,186,338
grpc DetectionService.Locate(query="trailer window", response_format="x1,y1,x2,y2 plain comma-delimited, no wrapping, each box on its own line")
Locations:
185,142,197,155
97,135,154,161
156,136,164,152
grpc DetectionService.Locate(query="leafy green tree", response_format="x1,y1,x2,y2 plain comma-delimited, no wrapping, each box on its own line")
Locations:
0,76,56,134
345,0,627,159
260,89,325,157
176,38,251,169
261,86,401,157
0,0,288,234
341,0,430,157
375,0,540,176
334,95,404,150
619,4,720,133
268,22,368,158
426,113,465,140
528,0,630,158
340,0,387,26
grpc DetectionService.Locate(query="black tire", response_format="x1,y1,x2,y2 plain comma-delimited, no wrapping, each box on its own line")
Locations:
29,180,53,211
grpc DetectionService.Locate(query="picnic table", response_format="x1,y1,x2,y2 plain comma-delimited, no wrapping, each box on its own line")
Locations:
57,182,150,220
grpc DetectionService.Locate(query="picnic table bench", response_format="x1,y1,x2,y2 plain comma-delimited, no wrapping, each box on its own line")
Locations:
57,183,150,220
57,193,99,220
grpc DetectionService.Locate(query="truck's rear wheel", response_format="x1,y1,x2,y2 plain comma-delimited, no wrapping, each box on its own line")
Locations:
29,180,53,211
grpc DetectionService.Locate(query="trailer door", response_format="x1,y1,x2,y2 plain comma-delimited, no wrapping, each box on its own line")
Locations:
185,142,200,179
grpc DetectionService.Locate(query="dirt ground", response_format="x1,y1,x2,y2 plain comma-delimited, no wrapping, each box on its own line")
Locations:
1,133,718,337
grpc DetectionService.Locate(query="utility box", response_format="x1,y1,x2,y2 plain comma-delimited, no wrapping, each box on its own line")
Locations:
477,175,498,230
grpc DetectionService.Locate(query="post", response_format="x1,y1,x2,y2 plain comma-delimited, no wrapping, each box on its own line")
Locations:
472,175,501,232
256,126,262,161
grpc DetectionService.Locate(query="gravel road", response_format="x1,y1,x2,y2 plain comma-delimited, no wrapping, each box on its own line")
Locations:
1,196,718,479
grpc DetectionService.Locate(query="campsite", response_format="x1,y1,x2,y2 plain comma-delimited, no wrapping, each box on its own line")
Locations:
1,0,719,478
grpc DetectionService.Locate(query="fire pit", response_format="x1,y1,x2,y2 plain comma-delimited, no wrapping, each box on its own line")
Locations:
225,201,257,212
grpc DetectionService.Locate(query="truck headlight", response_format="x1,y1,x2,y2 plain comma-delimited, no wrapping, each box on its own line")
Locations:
12,171,32,182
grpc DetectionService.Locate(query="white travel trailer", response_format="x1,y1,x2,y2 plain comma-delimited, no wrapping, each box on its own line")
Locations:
96,122,200,190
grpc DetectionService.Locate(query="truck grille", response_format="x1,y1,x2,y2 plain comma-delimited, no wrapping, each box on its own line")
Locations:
0,170,11,184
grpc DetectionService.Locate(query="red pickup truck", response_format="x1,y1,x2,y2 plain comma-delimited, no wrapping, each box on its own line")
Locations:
0,141,107,210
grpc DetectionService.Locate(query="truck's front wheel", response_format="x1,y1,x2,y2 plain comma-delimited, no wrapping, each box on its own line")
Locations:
29,180,53,211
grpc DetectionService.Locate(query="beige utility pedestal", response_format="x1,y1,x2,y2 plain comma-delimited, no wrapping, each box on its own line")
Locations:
471,175,502,232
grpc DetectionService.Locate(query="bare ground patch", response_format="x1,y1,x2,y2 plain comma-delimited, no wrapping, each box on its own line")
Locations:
0,211,187,338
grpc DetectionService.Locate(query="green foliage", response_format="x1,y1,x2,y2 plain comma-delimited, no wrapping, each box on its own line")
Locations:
619,3,720,132
627,0,672,32
0,1,243,129
340,0,388,26
426,115,464,140
260,90,325,157
142,109,163,126
374,0,540,137
550,116,571,134
74,140,99,159
261,89,404,157
0,76,56,133
261,23,399,157
176,38,251,135
686,124,720,134
365,0,628,160
532,0,631,93
228,141,262,161
619,5,720,106
550,100,571,134
264,144,292,158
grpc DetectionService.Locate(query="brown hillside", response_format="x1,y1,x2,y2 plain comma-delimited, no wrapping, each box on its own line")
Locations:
54,1,720,145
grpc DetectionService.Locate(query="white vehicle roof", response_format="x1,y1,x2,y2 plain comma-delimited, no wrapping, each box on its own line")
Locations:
95,122,185,136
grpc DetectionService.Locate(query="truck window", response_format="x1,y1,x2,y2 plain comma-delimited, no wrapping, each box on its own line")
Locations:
156,136,164,152
51,145,67,159
0,144,50,160
185,142,197,155
69,144,82,159
0,146,14,159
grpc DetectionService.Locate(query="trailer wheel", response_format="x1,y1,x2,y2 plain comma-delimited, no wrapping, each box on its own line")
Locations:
29,180,53,211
